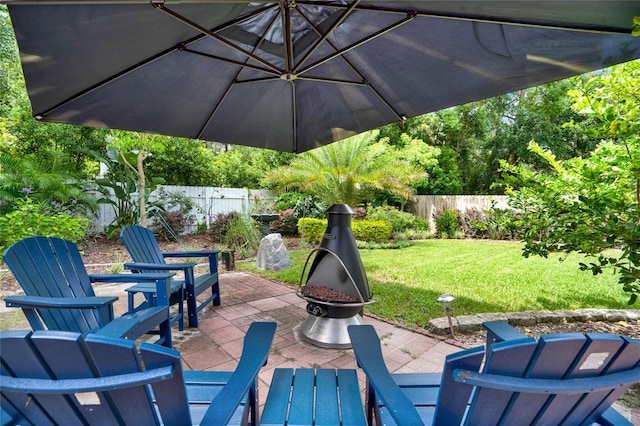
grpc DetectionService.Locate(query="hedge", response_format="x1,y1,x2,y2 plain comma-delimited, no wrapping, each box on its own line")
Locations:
297,218,393,243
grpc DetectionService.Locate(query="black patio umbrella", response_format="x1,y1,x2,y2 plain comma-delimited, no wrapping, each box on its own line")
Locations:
4,1,640,153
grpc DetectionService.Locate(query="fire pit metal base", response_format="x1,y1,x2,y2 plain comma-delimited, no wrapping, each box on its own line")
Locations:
299,314,365,349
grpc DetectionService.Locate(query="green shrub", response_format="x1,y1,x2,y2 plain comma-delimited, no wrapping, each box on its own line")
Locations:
208,211,240,243
461,208,487,238
433,208,461,238
297,218,327,244
298,217,393,243
352,220,393,242
271,208,299,236
395,228,432,240
461,205,522,240
151,188,198,239
274,192,307,212
223,215,261,259
367,205,429,233
0,198,89,255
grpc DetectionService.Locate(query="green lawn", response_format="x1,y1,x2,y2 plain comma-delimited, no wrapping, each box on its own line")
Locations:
238,239,631,328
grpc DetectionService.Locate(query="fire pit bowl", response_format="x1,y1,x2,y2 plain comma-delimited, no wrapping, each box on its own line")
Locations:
296,205,374,348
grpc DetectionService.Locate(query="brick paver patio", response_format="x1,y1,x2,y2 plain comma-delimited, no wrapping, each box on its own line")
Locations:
3,270,637,422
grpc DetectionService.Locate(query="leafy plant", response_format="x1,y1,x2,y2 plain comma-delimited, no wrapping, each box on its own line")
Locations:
107,252,126,274
274,192,327,219
297,218,326,244
150,187,198,239
270,208,299,236
433,208,461,238
0,152,97,216
0,196,89,254
92,146,165,238
352,220,393,242
273,192,307,212
502,62,640,304
461,203,521,240
367,205,428,234
222,214,260,259
263,131,425,208
208,211,240,244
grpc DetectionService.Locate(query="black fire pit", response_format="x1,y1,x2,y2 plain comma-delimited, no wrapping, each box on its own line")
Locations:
296,204,374,348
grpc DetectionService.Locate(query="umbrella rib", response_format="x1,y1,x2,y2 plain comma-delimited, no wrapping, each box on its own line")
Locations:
152,2,282,74
296,11,416,76
33,45,178,118
196,7,282,140
294,4,405,121
37,2,281,117
294,76,366,86
347,3,635,36
282,4,294,74
292,0,361,74
291,79,297,153
181,47,280,77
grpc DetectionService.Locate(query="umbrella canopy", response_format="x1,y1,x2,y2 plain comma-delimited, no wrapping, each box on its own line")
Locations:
4,1,640,153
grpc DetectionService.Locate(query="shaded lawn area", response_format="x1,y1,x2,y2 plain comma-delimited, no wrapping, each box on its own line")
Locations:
238,239,629,328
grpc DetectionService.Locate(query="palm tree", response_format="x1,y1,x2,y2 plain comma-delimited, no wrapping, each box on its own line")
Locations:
0,151,97,215
263,131,426,208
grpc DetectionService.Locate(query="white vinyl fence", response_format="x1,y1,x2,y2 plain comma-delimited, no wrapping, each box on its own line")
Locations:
93,185,274,234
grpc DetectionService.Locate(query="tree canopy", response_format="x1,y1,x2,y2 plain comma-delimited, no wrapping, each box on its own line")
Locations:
262,131,426,208
503,60,640,304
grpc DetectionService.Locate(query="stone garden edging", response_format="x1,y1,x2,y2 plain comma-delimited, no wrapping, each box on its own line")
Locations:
427,308,640,335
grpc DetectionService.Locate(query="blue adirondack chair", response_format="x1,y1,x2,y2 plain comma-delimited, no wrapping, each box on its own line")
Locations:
120,225,221,329
348,322,640,426
3,236,174,347
0,321,276,425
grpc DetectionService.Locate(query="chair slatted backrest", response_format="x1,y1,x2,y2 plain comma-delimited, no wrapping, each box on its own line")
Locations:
120,225,166,271
350,325,640,426
1,329,191,425
3,237,101,332
437,332,640,425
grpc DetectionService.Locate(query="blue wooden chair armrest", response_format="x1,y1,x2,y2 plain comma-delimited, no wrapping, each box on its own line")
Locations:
1,365,174,393
453,367,640,395
124,262,195,271
348,324,423,425
89,272,176,283
5,295,117,309
200,321,277,426
482,320,527,346
5,295,118,331
597,407,635,426
163,250,220,258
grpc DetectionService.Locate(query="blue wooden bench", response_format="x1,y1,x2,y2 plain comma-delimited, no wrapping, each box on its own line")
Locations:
120,225,221,329
261,368,367,425
3,236,175,347
349,322,640,425
0,321,276,425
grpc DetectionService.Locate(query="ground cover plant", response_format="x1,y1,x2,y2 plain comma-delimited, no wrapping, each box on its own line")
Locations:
238,239,628,328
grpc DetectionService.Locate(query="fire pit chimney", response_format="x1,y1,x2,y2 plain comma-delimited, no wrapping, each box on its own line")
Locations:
297,204,374,348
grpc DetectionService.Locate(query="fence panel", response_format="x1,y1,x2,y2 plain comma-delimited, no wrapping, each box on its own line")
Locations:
92,188,506,235
415,195,509,232
93,185,274,234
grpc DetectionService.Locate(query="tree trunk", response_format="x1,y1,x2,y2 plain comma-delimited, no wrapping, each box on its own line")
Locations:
138,149,147,227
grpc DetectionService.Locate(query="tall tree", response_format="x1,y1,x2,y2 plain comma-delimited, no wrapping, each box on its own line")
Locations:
107,131,165,227
262,131,426,208
485,79,599,190
502,61,640,304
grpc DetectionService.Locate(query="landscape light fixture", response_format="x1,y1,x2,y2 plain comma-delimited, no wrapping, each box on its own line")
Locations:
437,293,456,339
